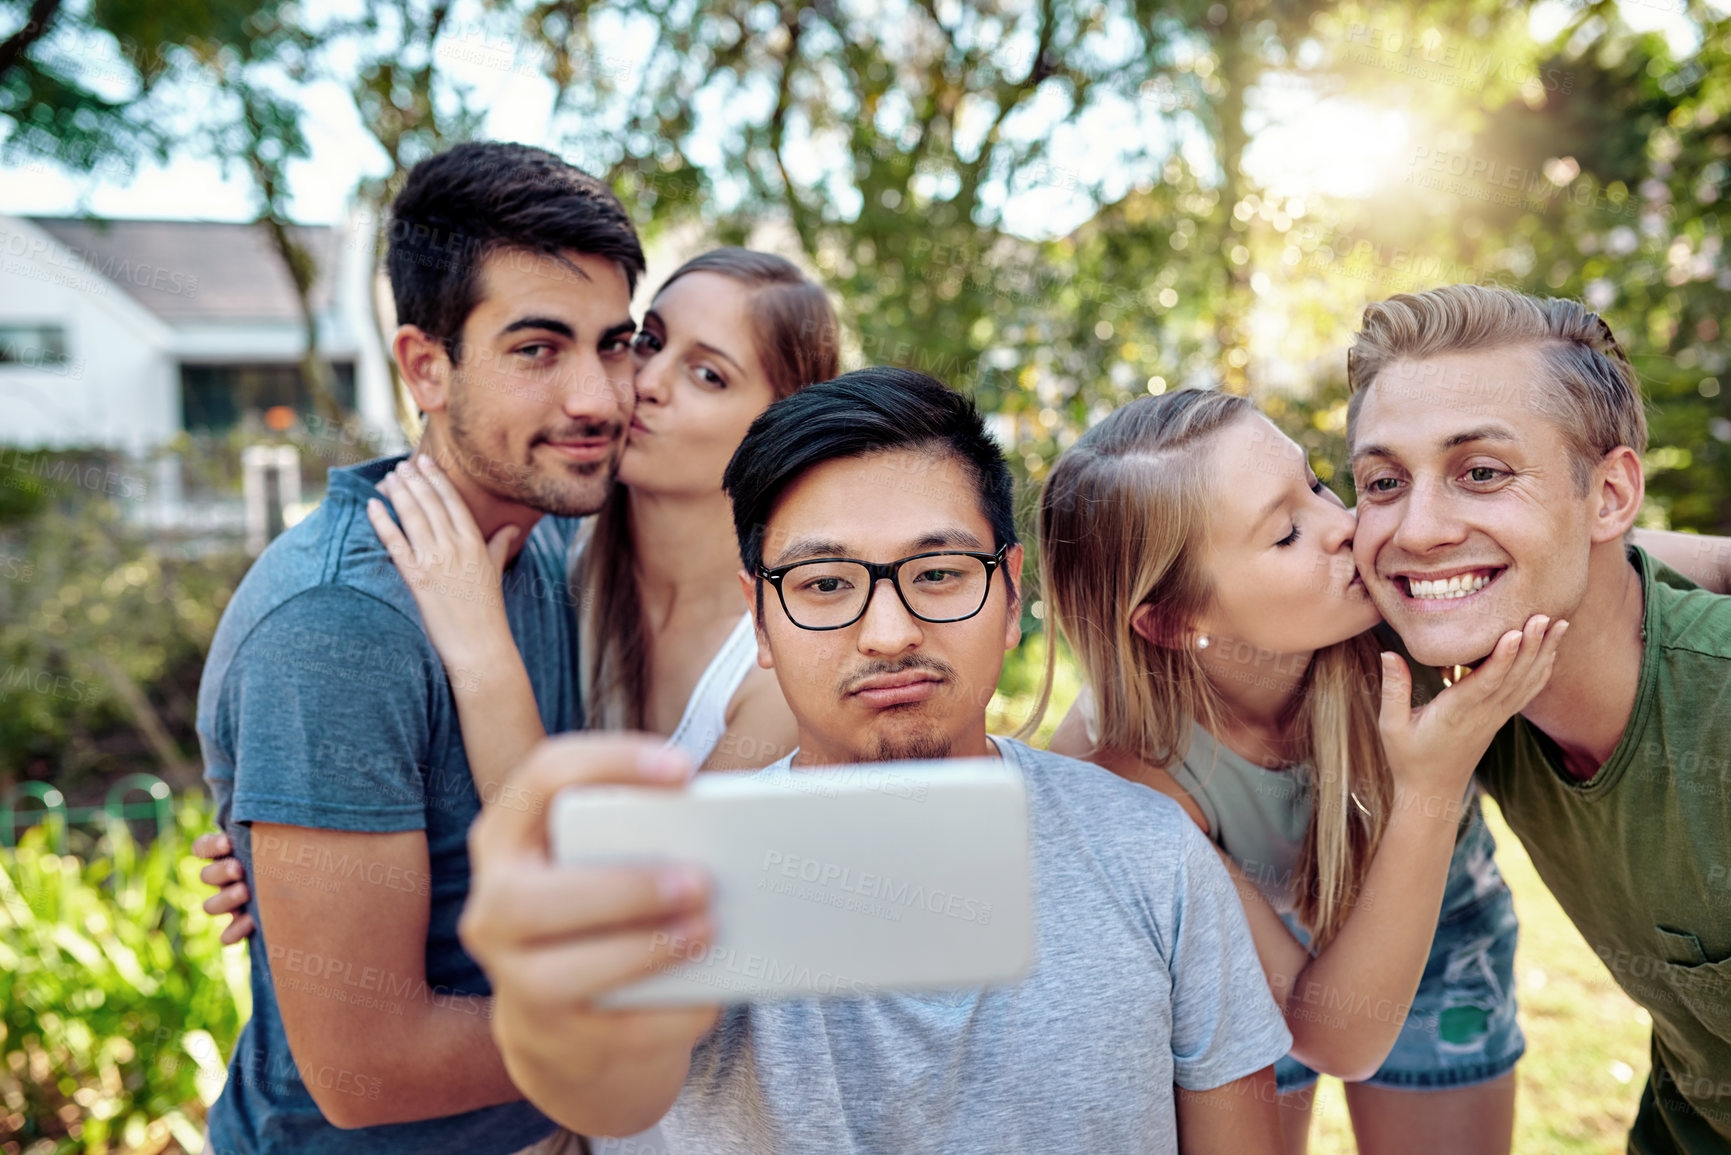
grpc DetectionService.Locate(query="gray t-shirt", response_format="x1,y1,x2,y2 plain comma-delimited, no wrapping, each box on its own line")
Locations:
595,737,1291,1155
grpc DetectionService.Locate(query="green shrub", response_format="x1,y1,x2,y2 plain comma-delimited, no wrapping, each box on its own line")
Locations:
0,458,252,799
0,796,246,1155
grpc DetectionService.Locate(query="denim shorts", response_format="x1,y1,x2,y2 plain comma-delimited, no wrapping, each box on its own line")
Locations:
1275,807,1526,1093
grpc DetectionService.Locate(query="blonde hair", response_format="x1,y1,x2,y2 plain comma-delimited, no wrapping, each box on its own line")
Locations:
1347,284,1647,492
1027,390,1391,951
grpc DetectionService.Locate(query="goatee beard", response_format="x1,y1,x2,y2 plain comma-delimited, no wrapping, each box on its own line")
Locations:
872,731,952,762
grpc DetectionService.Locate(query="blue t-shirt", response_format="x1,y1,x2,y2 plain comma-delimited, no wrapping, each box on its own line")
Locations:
595,737,1292,1154
198,454,582,1155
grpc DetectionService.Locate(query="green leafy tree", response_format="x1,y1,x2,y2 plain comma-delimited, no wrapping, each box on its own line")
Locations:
0,0,276,179
534,1,1232,409
1494,15,1731,533
321,0,489,439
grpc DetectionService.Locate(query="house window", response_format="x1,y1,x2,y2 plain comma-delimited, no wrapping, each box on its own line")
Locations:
0,324,69,368
181,362,358,432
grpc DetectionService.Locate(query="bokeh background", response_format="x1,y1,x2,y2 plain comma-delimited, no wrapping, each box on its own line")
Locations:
2,0,1727,1150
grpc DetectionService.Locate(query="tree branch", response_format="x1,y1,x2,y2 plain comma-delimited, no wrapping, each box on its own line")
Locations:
904,1,956,177
88,652,197,784
0,0,62,83
768,4,821,262
237,85,347,428
955,0,1059,214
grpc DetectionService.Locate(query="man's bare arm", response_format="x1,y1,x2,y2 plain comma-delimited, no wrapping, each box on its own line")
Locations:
1630,528,1731,594
251,822,522,1128
1175,1067,1282,1154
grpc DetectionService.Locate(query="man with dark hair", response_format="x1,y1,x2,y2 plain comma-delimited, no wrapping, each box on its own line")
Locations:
721,366,1020,763
196,140,642,1154
458,369,1292,1153
382,141,644,518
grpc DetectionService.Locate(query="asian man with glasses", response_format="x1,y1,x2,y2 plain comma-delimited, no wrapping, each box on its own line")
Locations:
455,367,1291,1154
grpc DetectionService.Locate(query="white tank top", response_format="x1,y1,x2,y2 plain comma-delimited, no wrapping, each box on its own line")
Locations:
665,612,759,765
570,524,758,765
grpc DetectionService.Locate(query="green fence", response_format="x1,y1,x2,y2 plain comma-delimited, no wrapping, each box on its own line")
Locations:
1,773,177,853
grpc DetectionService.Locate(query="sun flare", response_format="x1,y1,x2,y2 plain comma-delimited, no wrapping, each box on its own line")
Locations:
1245,97,1414,200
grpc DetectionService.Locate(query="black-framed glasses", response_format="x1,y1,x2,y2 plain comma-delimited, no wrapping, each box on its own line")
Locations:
758,545,1010,631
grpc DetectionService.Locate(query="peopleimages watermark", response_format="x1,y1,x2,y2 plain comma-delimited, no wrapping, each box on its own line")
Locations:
277,972,408,1018
1337,31,1575,97
710,730,796,766
1292,975,1413,1028
266,941,487,1018
432,22,641,84
898,236,1144,315
1298,233,1498,293
758,849,995,925
0,223,200,299
762,762,935,803
1707,863,1731,901
224,1042,386,1101
0,664,104,705
650,931,878,997
0,449,149,500
308,736,545,817
1404,147,1667,222
253,830,432,897
1628,741,1731,801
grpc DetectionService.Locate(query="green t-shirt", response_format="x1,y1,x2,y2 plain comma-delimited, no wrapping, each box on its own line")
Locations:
1475,547,1731,1155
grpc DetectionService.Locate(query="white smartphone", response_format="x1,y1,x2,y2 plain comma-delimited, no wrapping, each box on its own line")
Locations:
549,757,1035,1007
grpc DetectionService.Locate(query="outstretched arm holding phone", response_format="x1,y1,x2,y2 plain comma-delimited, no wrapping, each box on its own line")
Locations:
459,733,719,1137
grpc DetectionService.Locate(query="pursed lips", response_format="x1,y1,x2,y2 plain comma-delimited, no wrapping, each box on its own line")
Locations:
847,670,946,708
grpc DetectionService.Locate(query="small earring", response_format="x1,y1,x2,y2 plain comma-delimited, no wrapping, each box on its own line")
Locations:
1196,634,1210,650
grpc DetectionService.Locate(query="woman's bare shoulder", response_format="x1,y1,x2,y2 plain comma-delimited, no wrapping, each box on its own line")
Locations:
1046,700,1210,835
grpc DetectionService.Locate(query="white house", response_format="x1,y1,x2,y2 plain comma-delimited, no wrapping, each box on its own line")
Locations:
0,210,398,453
